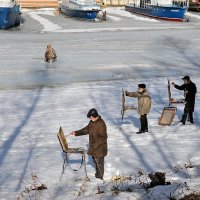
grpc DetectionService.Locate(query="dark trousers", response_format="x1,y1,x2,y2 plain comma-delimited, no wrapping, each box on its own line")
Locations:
181,111,193,124
92,157,104,180
140,114,148,131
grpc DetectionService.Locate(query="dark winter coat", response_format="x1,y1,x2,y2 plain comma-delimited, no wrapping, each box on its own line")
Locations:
75,116,107,158
126,90,151,115
174,81,197,112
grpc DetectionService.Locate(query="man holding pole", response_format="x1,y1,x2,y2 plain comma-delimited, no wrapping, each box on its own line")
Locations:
70,108,108,180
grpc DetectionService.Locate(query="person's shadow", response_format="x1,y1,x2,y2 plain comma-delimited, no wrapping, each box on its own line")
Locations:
121,115,140,130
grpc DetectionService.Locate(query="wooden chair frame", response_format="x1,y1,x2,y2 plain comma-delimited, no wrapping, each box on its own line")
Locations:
121,88,138,126
57,127,88,180
168,79,185,106
159,107,177,126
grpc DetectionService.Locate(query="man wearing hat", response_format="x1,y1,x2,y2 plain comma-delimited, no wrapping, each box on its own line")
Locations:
172,76,197,125
70,108,107,180
125,84,151,134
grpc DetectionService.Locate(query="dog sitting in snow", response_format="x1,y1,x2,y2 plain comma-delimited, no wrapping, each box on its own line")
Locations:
45,44,57,63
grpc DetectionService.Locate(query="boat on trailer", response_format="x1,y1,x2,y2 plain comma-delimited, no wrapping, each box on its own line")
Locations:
0,0,21,29
125,0,189,21
60,0,101,20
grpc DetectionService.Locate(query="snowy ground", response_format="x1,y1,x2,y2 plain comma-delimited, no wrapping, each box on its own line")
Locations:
0,6,200,200
0,78,200,200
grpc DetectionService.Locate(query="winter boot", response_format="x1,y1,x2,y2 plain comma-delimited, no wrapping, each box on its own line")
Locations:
136,130,145,134
181,113,187,125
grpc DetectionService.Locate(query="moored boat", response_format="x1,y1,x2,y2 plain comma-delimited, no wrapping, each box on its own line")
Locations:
0,0,21,29
189,0,200,11
60,0,101,20
125,0,189,21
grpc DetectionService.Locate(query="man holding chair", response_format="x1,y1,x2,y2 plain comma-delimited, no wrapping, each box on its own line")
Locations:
70,108,108,180
125,84,151,134
172,76,197,125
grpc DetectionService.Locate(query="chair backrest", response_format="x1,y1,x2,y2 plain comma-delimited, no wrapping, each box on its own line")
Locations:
167,79,172,105
57,127,68,153
122,88,126,111
167,79,184,105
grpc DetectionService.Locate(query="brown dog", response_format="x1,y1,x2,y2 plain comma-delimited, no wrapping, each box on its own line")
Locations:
45,44,57,63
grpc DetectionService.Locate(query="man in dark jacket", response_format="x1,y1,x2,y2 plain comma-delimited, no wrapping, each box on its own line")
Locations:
172,76,197,124
70,108,107,180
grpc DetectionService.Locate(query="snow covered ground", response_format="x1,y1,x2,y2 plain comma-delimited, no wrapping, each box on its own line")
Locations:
0,77,199,200
0,6,200,200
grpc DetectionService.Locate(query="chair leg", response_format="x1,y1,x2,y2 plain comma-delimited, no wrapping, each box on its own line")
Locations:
120,109,125,127
63,158,66,174
60,152,88,180
59,157,66,181
83,153,88,178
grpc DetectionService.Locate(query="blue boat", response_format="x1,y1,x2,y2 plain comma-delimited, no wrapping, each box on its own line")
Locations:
0,0,21,29
125,0,189,21
60,0,101,20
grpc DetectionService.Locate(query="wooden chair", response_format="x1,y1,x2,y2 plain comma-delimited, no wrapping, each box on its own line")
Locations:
158,79,184,126
121,88,138,126
57,127,88,180
159,106,177,126
168,79,185,106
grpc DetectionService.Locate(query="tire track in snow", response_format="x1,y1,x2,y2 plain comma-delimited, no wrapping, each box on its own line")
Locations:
28,10,62,32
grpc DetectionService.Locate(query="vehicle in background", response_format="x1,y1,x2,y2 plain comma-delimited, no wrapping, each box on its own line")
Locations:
125,0,189,22
189,0,200,11
60,0,101,20
0,0,21,29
